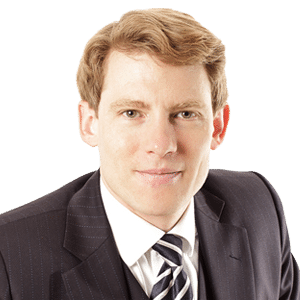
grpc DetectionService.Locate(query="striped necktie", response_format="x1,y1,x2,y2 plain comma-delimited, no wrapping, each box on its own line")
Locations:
150,234,193,300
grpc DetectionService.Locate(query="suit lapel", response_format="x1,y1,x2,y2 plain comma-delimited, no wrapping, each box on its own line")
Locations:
194,189,256,300
62,170,131,300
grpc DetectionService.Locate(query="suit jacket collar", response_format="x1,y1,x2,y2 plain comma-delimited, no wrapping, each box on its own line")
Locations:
62,169,255,300
194,188,225,222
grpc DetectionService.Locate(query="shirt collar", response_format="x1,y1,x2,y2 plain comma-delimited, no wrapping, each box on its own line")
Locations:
100,176,196,267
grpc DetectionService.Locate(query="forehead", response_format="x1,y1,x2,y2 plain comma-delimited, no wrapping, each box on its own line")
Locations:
101,50,212,108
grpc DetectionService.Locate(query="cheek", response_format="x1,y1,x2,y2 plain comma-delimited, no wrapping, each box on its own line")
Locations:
179,126,212,160
99,124,138,165
180,129,212,183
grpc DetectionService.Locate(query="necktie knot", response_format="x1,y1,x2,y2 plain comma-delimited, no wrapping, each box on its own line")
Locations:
152,234,183,267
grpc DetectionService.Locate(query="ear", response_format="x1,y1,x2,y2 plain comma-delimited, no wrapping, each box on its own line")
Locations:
78,100,98,147
210,104,230,150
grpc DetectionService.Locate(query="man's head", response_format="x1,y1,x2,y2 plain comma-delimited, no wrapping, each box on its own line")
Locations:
78,8,229,231
77,8,228,117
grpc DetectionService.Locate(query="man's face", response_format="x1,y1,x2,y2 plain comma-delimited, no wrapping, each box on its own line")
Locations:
95,50,217,224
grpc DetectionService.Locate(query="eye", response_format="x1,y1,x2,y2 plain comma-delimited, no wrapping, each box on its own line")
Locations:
176,111,196,119
122,110,140,119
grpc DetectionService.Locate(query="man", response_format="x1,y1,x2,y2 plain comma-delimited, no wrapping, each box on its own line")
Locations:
0,8,299,300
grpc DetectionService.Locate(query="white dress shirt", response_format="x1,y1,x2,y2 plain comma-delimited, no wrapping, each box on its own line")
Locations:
100,177,199,299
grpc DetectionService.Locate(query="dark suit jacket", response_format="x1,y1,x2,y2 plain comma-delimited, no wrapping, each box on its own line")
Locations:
0,169,299,299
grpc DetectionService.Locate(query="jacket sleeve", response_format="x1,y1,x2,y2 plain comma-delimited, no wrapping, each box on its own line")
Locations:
254,172,300,299
0,251,11,300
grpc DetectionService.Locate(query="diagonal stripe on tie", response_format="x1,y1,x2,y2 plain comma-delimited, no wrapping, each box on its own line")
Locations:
150,234,193,300
161,234,182,248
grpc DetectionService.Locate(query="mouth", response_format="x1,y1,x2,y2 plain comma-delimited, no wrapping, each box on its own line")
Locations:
136,170,182,187
138,168,180,175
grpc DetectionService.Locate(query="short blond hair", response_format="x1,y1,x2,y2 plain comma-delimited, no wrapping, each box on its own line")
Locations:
77,8,228,117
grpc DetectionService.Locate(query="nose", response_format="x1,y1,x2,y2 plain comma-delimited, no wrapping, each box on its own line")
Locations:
144,116,177,157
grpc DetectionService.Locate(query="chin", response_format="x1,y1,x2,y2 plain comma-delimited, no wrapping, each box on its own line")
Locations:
137,193,187,215
138,205,178,219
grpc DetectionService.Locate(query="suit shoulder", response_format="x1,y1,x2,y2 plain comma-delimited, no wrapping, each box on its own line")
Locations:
0,171,96,226
202,169,281,225
204,169,274,197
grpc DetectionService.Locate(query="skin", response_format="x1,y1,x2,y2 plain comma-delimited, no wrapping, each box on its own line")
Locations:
79,50,229,232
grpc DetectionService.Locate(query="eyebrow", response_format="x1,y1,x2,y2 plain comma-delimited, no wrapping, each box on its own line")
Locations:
109,99,204,111
110,99,151,111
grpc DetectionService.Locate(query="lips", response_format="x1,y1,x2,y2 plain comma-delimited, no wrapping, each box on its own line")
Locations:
136,169,182,187
138,168,179,175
